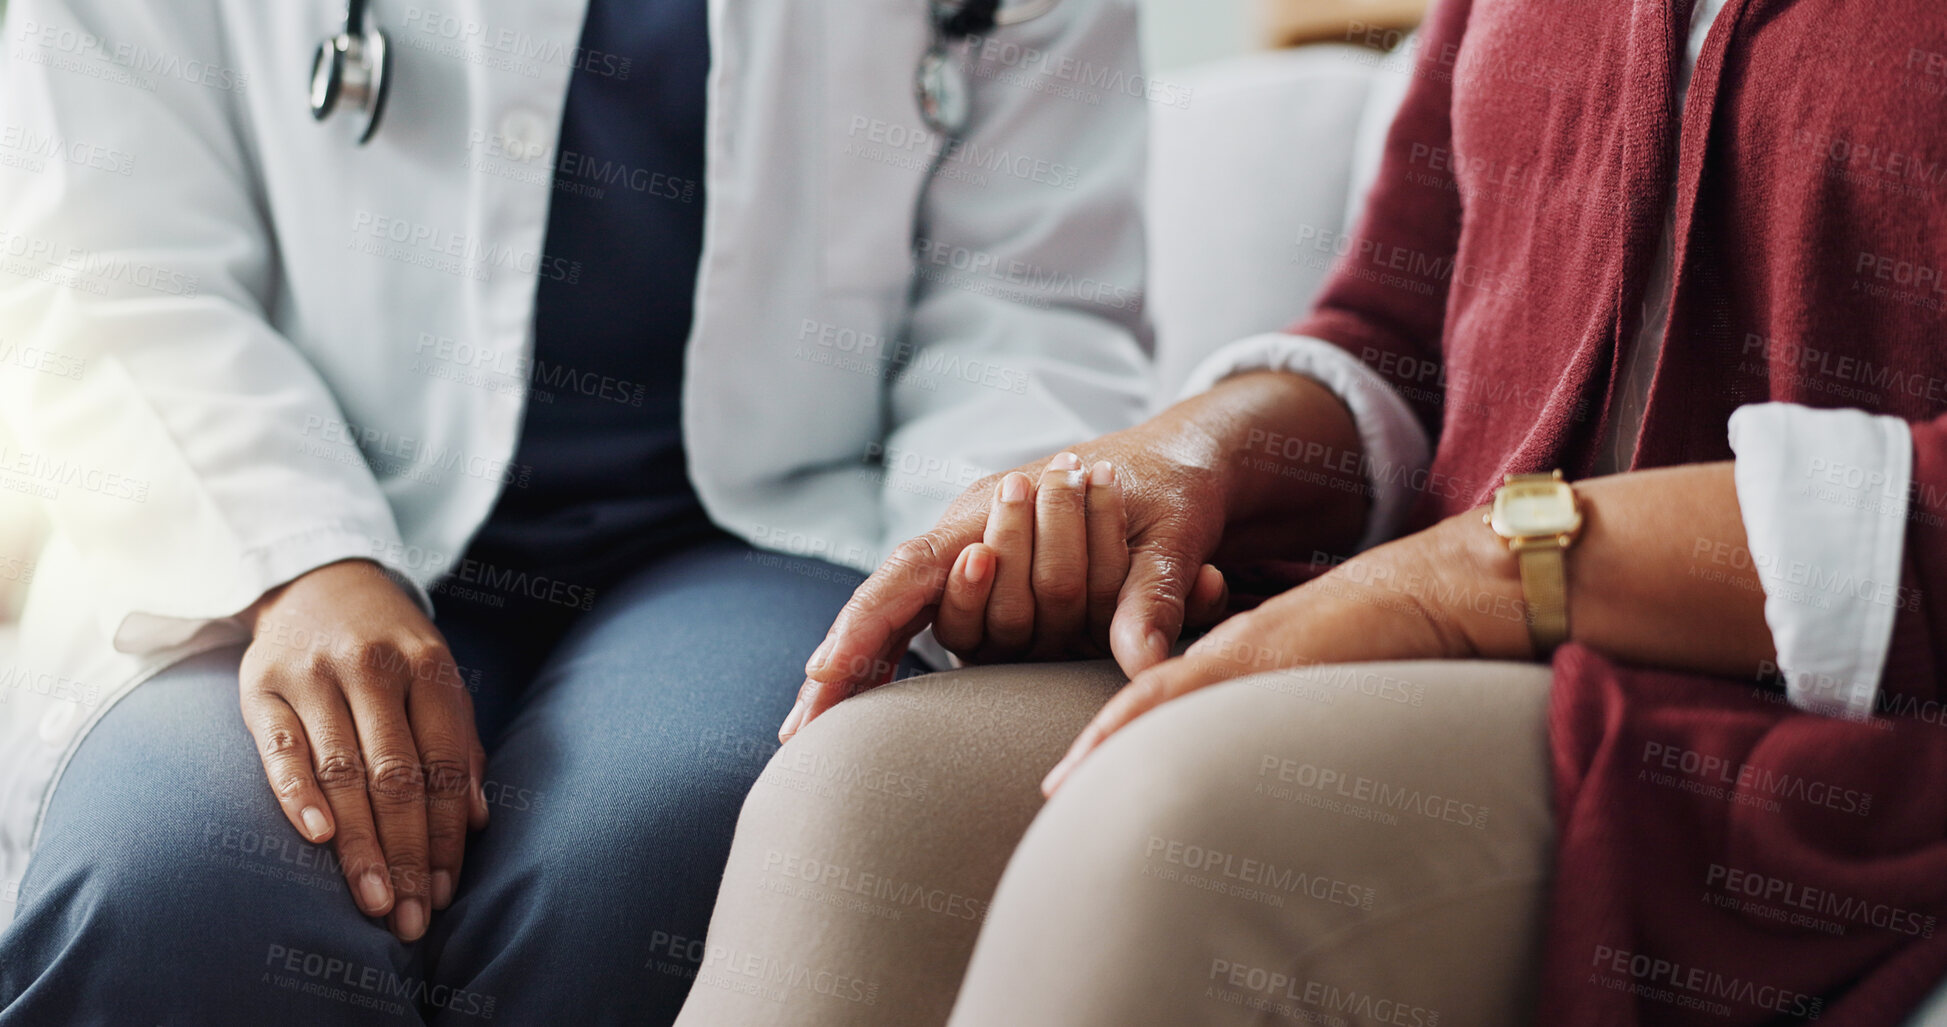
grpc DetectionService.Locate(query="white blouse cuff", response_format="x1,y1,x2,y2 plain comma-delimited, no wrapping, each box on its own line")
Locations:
1727,403,1912,720
1178,333,1432,551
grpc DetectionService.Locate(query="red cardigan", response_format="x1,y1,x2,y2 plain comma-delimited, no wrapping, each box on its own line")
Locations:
1290,0,1947,1022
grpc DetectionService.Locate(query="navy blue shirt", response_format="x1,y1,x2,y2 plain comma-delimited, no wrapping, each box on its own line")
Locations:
464,0,715,587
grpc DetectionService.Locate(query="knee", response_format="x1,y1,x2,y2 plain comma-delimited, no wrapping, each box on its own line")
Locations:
726,682,970,865
760,680,969,809
1023,674,1417,876
752,664,1100,825
23,805,328,952
26,756,310,940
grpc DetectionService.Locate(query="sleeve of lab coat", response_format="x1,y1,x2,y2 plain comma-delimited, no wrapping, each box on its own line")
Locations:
876,0,1155,545
0,0,425,652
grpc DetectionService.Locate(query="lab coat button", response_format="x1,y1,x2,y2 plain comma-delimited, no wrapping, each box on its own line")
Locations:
496,108,554,162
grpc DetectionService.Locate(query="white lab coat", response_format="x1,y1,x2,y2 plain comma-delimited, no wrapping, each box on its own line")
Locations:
0,0,1150,915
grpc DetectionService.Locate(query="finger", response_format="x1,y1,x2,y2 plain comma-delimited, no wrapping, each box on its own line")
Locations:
787,613,928,741
980,471,1038,655
241,692,334,845
1108,537,1202,678
796,528,967,707
1184,564,1229,630
287,684,394,919
933,543,997,657
1083,461,1129,649
1041,654,1229,796
1030,453,1089,656
401,641,476,912
342,656,433,942
468,742,490,832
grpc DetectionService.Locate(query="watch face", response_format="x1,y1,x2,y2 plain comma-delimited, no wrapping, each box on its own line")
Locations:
1491,481,1580,536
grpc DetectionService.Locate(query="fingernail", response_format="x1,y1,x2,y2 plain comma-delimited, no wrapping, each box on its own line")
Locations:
1089,460,1116,487
360,869,391,912
1145,629,1170,665
395,899,427,941
433,870,454,910
804,636,834,676
780,695,809,741
1042,755,1075,796
1048,452,1082,472
1001,473,1029,503
300,805,330,841
965,548,993,585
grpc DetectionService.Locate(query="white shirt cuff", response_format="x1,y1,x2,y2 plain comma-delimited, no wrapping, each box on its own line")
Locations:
1178,333,1432,551
1727,403,1912,720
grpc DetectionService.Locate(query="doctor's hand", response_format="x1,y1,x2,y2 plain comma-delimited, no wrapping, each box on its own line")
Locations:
238,559,488,943
781,371,1367,743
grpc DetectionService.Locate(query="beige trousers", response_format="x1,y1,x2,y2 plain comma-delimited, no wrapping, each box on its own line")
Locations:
673,659,1556,1027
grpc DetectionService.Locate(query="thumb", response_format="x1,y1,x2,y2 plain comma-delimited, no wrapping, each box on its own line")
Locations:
1108,540,1201,677
1185,564,1228,629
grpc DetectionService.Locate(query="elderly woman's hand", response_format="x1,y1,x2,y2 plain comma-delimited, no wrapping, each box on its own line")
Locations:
922,452,1228,667
1039,509,1527,794
1041,462,1789,794
238,560,489,942
781,371,1370,742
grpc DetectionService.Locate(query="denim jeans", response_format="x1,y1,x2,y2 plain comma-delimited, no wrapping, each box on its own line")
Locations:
0,538,904,1026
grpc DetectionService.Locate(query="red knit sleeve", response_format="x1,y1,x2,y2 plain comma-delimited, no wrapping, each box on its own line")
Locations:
1879,416,1947,696
1287,0,1472,441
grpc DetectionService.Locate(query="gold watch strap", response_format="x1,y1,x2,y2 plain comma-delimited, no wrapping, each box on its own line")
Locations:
1515,544,1569,654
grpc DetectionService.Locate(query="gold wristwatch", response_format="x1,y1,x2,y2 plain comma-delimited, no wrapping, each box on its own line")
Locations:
1485,471,1583,655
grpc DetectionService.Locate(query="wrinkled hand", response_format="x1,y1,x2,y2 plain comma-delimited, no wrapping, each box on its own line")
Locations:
239,559,488,941
928,452,1228,667
1042,510,1528,794
779,419,1244,741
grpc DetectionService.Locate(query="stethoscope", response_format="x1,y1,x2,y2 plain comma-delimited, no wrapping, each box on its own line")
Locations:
310,0,390,144
310,0,1057,146
918,0,1060,136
